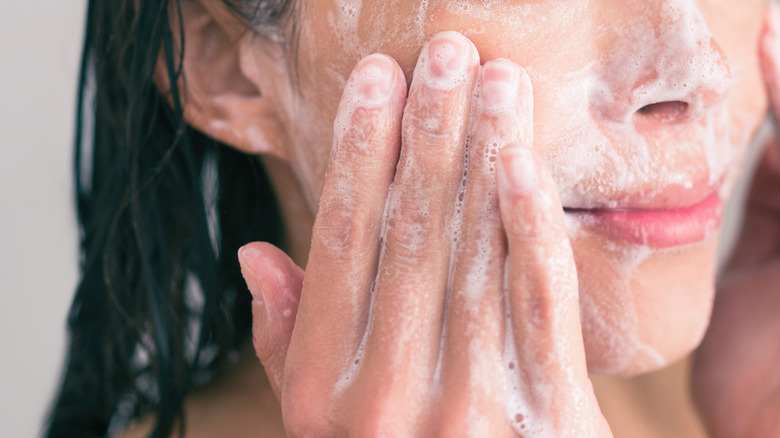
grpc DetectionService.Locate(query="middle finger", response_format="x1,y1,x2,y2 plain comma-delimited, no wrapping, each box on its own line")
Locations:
357,31,480,407
439,59,533,435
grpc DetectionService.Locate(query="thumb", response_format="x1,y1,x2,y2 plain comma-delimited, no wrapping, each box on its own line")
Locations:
238,242,304,398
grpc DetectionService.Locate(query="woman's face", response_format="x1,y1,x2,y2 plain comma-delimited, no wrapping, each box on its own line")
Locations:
262,0,768,375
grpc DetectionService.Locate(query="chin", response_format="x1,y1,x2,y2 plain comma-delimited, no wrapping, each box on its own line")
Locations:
570,228,719,376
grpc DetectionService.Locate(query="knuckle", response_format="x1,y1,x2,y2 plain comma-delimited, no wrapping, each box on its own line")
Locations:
404,113,466,149
342,107,397,152
403,87,469,140
312,204,375,262
403,111,461,139
504,196,564,242
384,206,446,260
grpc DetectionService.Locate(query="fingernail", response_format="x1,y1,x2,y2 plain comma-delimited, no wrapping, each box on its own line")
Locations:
238,245,265,305
481,59,519,113
499,144,538,194
422,32,473,89
353,54,395,106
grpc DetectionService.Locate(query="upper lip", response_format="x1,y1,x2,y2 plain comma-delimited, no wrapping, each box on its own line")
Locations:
561,177,723,212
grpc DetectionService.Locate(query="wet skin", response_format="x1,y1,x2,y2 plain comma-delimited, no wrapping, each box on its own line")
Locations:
253,0,767,376
222,0,774,436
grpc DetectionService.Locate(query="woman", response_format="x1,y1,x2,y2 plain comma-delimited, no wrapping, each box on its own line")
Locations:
46,0,780,436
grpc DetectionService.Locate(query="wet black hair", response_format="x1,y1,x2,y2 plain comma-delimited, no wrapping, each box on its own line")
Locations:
44,1,296,437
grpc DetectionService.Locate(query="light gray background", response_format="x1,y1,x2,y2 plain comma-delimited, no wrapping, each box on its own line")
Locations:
0,2,85,436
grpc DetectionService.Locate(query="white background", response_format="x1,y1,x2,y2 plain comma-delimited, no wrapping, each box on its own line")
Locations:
0,2,85,436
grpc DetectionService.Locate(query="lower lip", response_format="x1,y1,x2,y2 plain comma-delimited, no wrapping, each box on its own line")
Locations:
566,193,722,248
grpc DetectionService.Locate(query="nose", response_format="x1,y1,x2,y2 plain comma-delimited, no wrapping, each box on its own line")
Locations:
593,1,732,126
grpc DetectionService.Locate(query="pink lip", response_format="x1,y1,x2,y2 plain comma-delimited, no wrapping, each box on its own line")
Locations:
566,192,722,248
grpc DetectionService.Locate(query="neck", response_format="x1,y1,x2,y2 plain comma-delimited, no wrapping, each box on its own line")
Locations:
591,355,707,438
260,155,315,268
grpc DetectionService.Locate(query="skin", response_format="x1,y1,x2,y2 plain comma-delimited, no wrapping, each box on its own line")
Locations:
249,0,769,378
132,0,777,436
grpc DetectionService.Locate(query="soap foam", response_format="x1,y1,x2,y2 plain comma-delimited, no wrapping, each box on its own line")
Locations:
299,0,755,424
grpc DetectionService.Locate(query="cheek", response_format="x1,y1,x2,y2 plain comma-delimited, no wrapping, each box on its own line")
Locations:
285,2,769,376
706,0,768,173
289,1,433,211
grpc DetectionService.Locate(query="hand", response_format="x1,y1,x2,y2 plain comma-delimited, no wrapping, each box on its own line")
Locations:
692,4,780,437
240,32,611,437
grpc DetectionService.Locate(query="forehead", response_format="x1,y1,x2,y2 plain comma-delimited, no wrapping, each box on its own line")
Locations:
297,0,763,83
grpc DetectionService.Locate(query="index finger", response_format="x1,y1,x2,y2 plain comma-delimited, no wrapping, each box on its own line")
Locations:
284,54,407,391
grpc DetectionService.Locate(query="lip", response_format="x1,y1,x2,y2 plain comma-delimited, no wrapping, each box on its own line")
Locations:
565,192,722,248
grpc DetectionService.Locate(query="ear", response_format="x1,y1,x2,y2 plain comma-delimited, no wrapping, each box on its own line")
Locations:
155,0,290,161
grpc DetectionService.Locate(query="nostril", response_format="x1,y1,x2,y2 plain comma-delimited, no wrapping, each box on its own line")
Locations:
635,101,690,123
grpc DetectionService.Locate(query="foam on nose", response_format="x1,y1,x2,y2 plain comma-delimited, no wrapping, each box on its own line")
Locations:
595,0,731,124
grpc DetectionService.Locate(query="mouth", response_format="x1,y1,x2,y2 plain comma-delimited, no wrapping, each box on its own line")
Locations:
564,192,722,248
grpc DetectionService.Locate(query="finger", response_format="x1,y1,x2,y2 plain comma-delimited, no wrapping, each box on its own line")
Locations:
725,138,780,269
355,32,480,410
282,54,407,397
438,60,532,435
239,242,304,398
759,0,780,172
759,0,780,173
497,145,609,435
761,1,780,121
727,6,780,269
694,260,780,436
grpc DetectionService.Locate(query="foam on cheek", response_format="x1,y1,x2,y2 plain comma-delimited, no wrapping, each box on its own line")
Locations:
564,217,657,373
646,1,734,186
328,0,364,58
414,0,430,40
441,1,535,32
558,5,738,364
320,0,428,88
577,246,668,374
567,211,669,374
